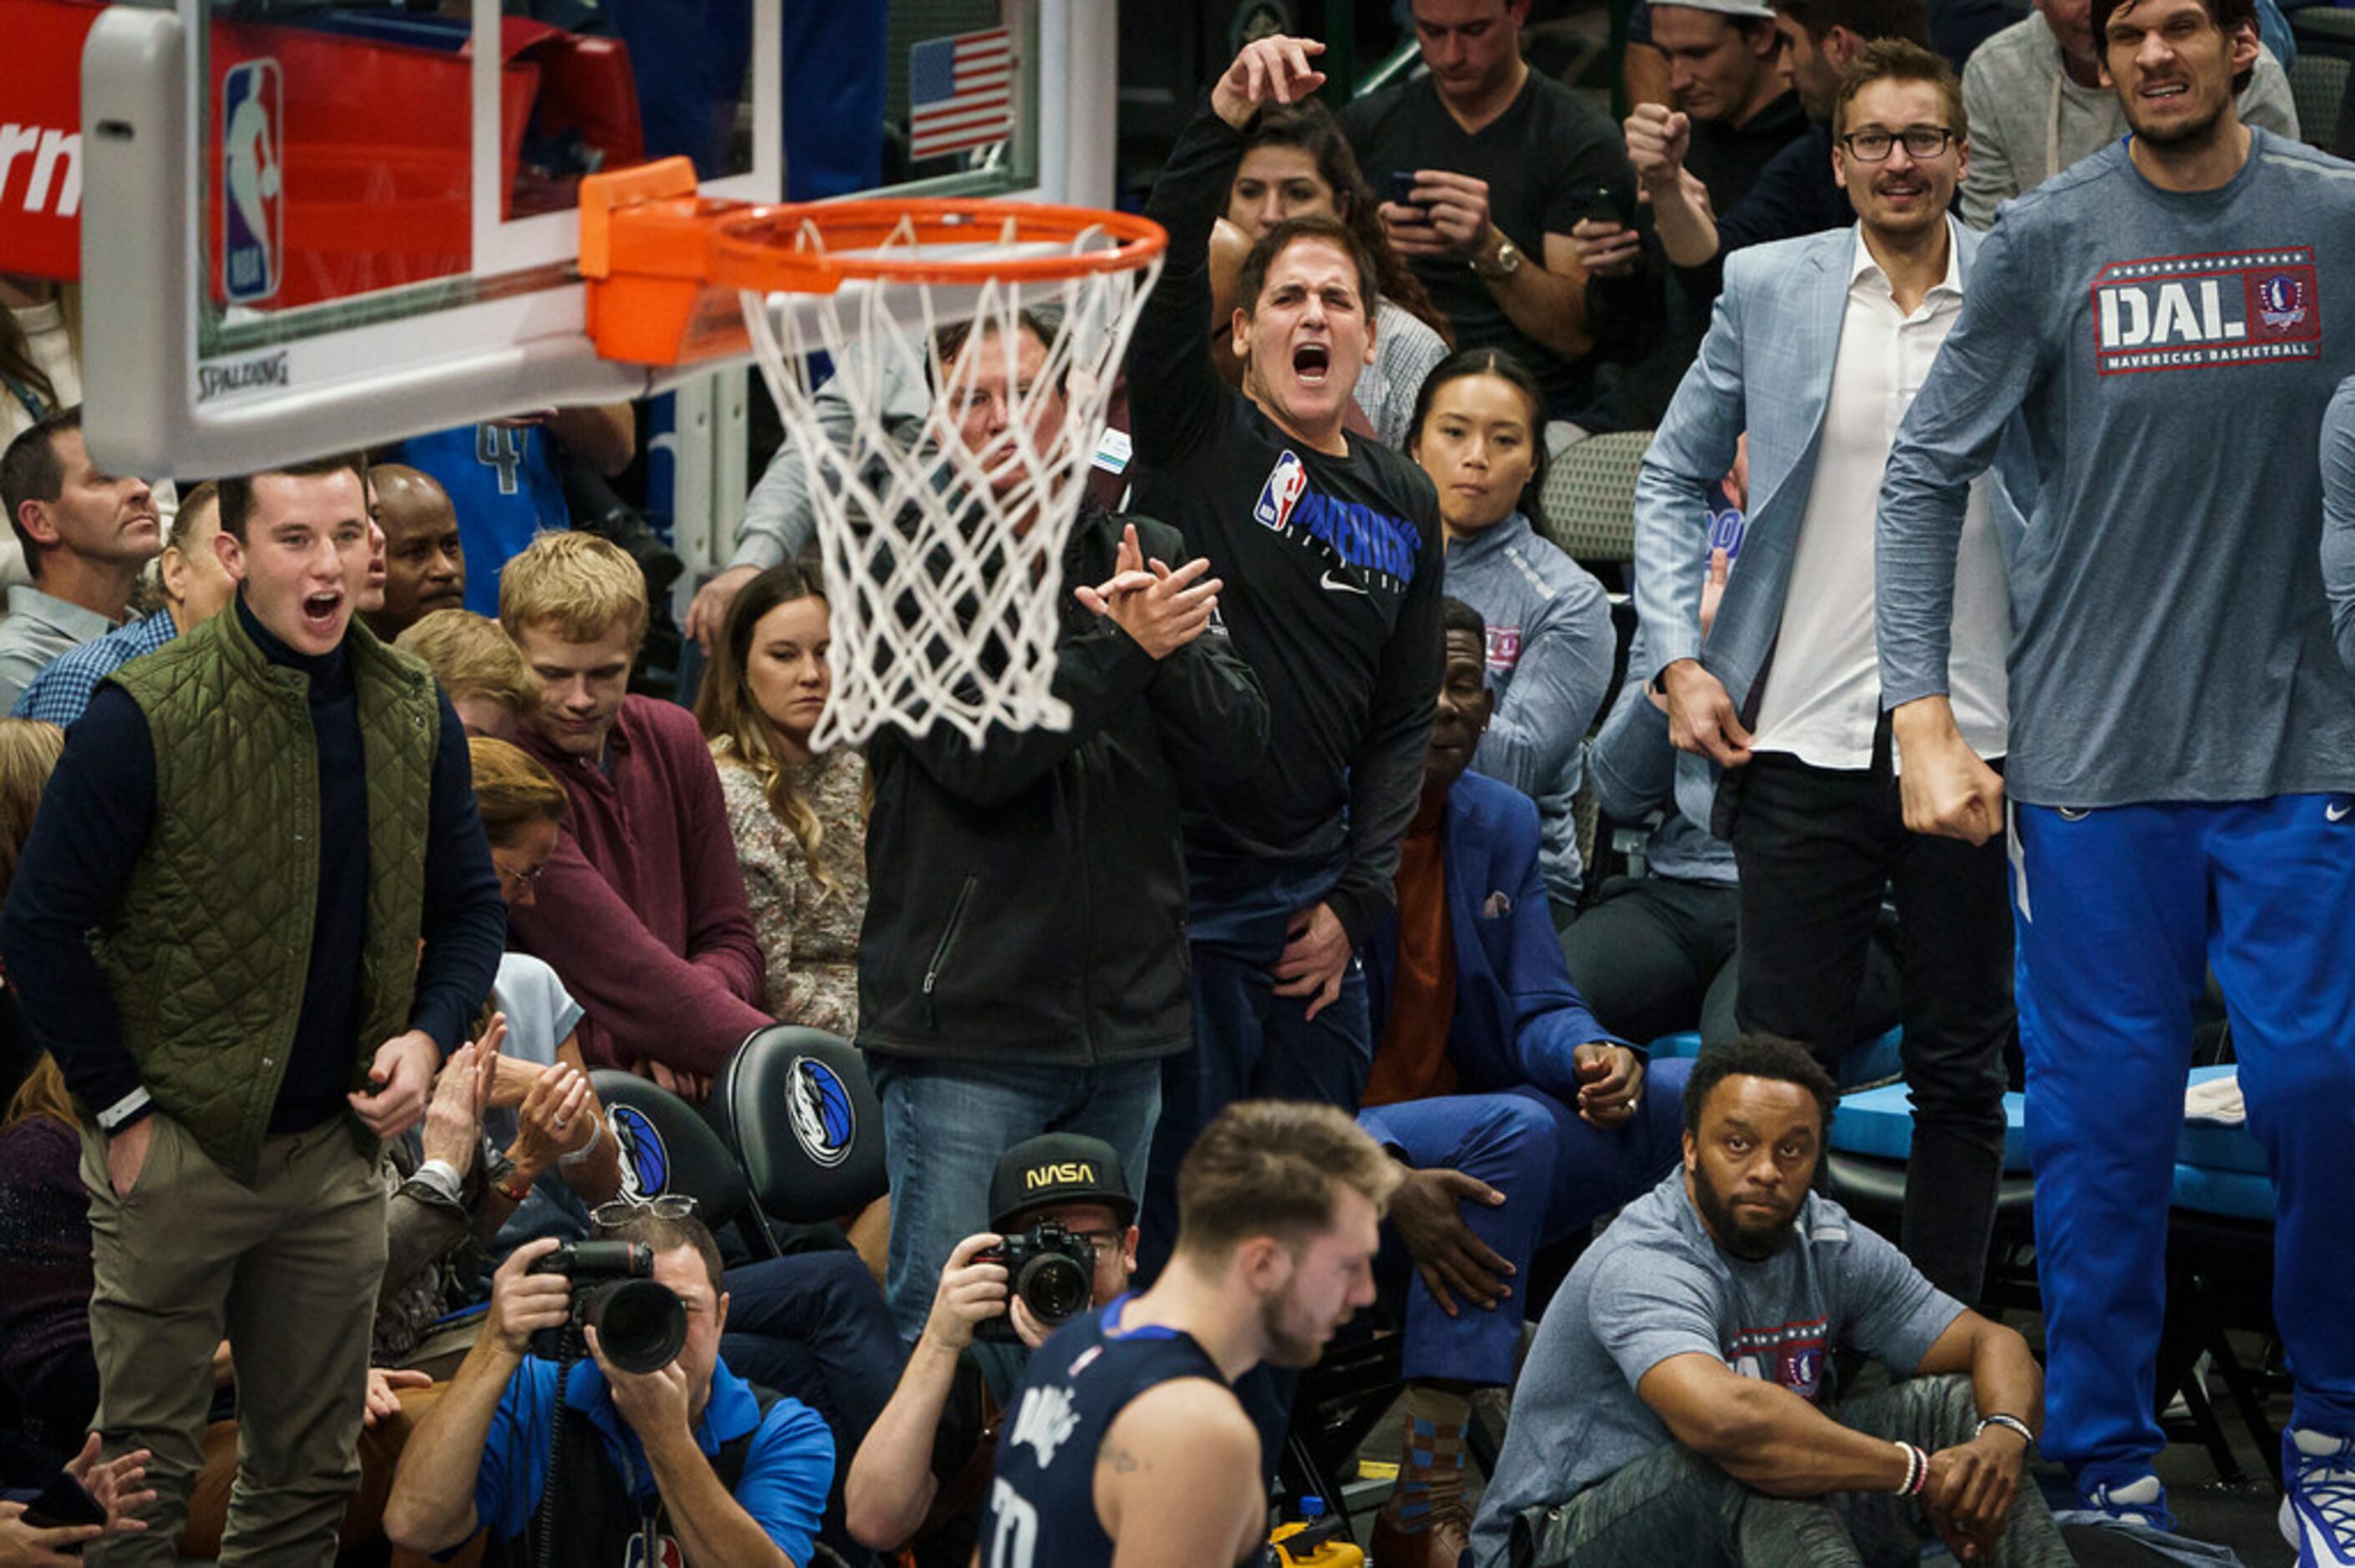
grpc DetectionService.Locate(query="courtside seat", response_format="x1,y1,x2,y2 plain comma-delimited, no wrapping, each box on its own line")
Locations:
711,1025,891,1227
1646,1026,1907,1090
589,1068,781,1259
1822,1082,2039,1311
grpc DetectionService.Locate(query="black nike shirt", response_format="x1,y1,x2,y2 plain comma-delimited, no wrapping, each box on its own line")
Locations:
1126,106,1444,945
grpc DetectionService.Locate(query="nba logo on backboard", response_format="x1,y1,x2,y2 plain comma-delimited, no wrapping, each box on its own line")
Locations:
1253,451,1308,530
220,58,282,305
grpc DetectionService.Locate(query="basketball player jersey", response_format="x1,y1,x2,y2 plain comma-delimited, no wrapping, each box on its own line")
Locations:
395,422,571,616
976,1294,1229,1568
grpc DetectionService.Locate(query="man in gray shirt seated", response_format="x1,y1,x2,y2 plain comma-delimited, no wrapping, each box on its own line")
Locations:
1957,0,2295,227
0,406,160,712
1474,1035,2069,1567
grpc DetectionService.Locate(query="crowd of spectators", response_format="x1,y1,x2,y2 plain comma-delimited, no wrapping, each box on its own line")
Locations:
2,0,2353,1564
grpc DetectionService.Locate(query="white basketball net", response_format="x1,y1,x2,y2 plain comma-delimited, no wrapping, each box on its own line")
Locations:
738,213,1162,751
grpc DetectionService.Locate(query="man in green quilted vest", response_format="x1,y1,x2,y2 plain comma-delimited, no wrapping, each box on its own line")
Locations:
1,451,509,1564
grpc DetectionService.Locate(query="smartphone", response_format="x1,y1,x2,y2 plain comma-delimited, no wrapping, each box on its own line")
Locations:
1386,169,1427,214
1587,183,1635,227
23,1470,106,1530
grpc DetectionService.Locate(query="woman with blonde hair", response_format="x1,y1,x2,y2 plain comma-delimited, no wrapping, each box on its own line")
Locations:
395,609,540,741
693,559,865,1036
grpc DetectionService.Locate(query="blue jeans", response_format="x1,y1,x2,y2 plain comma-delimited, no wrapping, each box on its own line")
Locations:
1361,1061,1692,1388
2011,796,2355,1493
1141,856,1374,1282
869,1055,1162,1342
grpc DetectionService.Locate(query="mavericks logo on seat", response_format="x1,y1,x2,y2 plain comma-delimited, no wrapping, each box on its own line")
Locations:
609,1104,670,1201
785,1056,857,1170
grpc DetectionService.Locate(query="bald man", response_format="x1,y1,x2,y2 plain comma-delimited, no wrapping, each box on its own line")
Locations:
365,464,467,642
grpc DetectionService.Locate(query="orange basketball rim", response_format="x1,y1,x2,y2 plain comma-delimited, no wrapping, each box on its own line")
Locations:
578,156,1168,368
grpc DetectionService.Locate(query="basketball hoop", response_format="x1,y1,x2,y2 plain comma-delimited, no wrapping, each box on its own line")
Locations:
580,158,1167,749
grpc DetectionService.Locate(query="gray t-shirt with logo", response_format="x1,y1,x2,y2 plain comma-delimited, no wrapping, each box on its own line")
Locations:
1471,1172,1960,1566
1878,132,2355,807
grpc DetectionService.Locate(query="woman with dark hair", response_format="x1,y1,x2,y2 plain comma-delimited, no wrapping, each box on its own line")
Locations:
1409,349,1613,923
696,559,866,1035
1209,99,1456,448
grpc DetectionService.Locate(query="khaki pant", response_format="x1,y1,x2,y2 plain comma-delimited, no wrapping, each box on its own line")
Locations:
78,1112,386,1567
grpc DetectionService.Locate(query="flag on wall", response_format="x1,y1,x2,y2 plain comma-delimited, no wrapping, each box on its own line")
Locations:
907,26,1015,161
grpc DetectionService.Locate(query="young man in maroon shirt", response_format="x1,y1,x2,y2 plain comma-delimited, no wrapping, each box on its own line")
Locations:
500,532,769,1095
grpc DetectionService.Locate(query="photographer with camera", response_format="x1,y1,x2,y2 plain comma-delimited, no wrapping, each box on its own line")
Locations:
843,1135,1139,1564
384,1206,833,1566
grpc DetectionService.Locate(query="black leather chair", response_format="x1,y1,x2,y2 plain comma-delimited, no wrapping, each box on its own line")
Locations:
710,1025,891,1227
589,1069,781,1260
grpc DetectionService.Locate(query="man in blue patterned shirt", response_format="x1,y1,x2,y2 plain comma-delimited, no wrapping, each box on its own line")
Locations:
13,483,236,726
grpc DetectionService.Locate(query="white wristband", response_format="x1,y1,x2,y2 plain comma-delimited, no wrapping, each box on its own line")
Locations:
560,1114,605,1167
95,1087,151,1131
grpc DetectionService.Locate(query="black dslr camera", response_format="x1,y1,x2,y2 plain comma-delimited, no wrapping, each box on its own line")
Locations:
975,1219,1096,1343
525,1241,688,1374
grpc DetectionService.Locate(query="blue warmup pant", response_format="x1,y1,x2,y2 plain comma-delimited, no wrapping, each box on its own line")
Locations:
2011,797,2355,1492
1360,1059,1693,1388
1140,857,1374,1284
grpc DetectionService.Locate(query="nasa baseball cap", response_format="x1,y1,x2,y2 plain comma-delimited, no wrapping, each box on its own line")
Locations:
989,1133,1137,1232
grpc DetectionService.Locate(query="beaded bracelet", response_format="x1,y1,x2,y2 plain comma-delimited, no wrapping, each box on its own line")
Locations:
1892,1440,1929,1496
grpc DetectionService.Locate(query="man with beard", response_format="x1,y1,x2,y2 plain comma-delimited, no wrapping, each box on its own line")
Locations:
976,1101,1395,1568
1876,0,2355,1547
1640,42,2021,1309
1473,1037,2069,1568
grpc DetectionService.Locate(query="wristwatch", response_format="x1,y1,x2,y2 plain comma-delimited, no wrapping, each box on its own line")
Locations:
1473,235,1522,281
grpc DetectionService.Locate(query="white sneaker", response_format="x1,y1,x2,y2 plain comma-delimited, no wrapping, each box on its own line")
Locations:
2282,1428,2355,1567
2078,1473,2175,1532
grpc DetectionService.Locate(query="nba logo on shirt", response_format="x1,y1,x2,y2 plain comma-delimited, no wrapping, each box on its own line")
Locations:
1253,451,1308,531
220,59,283,305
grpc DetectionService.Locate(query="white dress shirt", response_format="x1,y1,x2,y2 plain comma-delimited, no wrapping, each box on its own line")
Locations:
1750,219,2009,771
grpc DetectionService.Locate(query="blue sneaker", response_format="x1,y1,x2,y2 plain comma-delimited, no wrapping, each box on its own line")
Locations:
2078,1474,2179,1533
2282,1428,2355,1566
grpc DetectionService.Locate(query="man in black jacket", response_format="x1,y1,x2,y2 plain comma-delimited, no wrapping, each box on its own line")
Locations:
857,311,1269,1343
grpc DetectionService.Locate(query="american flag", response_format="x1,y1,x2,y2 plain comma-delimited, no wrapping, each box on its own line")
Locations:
907,27,1015,161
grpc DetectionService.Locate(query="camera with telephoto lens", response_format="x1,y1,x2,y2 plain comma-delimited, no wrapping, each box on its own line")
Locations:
525,1241,688,1373
975,1219,1096,1343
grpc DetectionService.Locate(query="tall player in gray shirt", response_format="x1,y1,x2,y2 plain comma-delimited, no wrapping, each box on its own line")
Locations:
1875,0,2355,1548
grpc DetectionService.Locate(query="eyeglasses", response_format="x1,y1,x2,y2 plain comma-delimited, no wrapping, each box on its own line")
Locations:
495,859,546,897
1838,125,1956,161
591,1195,697,1230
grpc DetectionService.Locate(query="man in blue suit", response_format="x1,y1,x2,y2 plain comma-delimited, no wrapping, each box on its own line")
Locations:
1356,597,1691,1567
1633,39,2022,1308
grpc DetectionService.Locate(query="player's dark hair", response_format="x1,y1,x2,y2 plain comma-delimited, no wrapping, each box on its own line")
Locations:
1833,38,1969,141
2089,0,2258,92
590,1208,727,1297
1234,216,1381,326
1,405,84,579
1684,1034,1841,1139
216,451,371,542
1406,347,1552,532
1770,0,1930,48
1239,102,1455,348
1441,595,1487,649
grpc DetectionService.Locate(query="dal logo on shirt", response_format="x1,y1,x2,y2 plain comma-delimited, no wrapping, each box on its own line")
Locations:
1485,625,1523,673
1726,1318,1831,1400
2093,247,2322,375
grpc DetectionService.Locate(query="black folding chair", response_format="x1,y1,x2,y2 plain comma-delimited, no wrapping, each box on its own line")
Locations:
589,1069,782,1259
